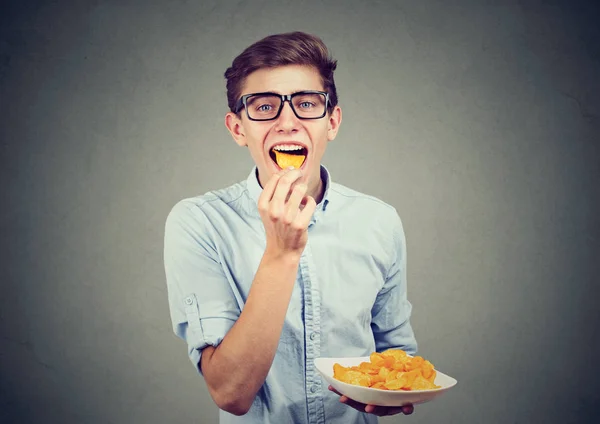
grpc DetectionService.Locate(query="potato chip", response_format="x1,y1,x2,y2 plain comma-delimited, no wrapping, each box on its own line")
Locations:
405,356,424,371
273,150,305,169
378,366,390,379
339,370,371,387
370,374,385,384
371,381,388,390
382,355,395,368
421,360,435,380
358,361,380,375
382,349,408,361
384,378,405,390
411,375,438,390
385,369,399,383
370,352,385,366
403,369,421,388
333,349,442,391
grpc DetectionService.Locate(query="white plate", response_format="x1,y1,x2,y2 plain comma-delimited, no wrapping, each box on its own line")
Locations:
315,356,458,407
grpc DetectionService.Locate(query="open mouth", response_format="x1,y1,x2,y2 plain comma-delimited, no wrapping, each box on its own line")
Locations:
269,144,308,170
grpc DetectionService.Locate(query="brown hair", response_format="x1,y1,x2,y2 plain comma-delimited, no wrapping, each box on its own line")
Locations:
224,31,339,115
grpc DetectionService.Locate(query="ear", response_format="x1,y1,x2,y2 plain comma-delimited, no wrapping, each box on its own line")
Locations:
225,112,247,147
326,106,342,142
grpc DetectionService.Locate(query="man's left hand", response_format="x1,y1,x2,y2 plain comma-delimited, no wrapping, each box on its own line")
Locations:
328,385,414,417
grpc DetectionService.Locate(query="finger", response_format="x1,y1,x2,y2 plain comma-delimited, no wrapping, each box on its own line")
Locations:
257,170,285,211
364,405,377,414
271,169,303,205
284,183,308,223
365,405,405,416
298,193,310,211
294,195,316,228
364,405,389,416
338,396,367,413
389,406,408,415
328,385,343,396
327,386,370,414
328,385,413,416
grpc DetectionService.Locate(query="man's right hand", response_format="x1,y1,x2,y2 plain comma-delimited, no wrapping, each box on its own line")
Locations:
257,168,317,258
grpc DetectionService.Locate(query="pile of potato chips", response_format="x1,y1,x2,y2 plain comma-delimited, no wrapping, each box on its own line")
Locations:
333,349,441,391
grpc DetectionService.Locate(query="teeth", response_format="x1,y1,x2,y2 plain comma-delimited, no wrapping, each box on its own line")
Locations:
273,144,304,152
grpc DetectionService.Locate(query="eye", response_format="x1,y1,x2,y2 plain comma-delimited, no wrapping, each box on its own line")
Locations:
256,104,273,112
298,101,315,109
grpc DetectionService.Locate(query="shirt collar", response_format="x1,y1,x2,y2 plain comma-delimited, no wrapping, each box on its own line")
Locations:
246,165,331,220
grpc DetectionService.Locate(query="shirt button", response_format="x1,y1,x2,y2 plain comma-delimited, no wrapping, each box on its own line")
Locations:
310,332,317,341
310,385,318,393
185,297,193,305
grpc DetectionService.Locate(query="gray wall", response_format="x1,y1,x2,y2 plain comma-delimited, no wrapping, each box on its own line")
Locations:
1,0,598,423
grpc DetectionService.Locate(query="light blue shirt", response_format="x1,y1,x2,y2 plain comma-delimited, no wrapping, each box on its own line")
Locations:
163,166,417,424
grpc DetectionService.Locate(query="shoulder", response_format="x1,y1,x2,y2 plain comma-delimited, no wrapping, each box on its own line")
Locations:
329,182,402,223
327,182,406,266
165,179,249,232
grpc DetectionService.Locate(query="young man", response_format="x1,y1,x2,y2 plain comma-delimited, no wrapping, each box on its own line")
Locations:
164,32,417,423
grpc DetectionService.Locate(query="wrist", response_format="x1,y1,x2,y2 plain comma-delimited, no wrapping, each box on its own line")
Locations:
263,245,302,267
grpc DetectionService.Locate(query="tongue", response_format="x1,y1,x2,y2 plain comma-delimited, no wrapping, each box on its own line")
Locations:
273,150,306,169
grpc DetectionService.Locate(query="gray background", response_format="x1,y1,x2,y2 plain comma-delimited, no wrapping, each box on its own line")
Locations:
1,0,599,423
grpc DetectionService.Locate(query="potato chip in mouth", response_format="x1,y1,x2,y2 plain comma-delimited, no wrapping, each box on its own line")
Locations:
270,147,307,169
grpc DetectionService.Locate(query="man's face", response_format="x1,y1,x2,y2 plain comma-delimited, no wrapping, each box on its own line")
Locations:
225,65,342,197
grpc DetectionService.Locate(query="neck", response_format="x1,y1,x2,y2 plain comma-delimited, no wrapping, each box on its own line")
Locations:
310,175,324,205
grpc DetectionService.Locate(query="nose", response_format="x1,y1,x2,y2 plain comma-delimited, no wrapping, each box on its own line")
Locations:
274,100,300,132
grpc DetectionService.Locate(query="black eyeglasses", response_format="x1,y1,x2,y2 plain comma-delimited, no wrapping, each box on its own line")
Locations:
234,90,329,121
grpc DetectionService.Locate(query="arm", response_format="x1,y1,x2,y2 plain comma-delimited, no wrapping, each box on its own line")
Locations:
200,250,299,415
371,210,417,355
201,168,315,415
167,168,315,416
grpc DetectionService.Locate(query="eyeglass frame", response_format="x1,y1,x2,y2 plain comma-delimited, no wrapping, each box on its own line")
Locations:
234,90,330,121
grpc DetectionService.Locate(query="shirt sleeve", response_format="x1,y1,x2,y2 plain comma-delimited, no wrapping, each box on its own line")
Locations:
370,210,418,356
163,200,240,374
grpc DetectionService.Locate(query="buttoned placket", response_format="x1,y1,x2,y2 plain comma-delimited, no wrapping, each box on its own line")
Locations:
301,217,326,424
